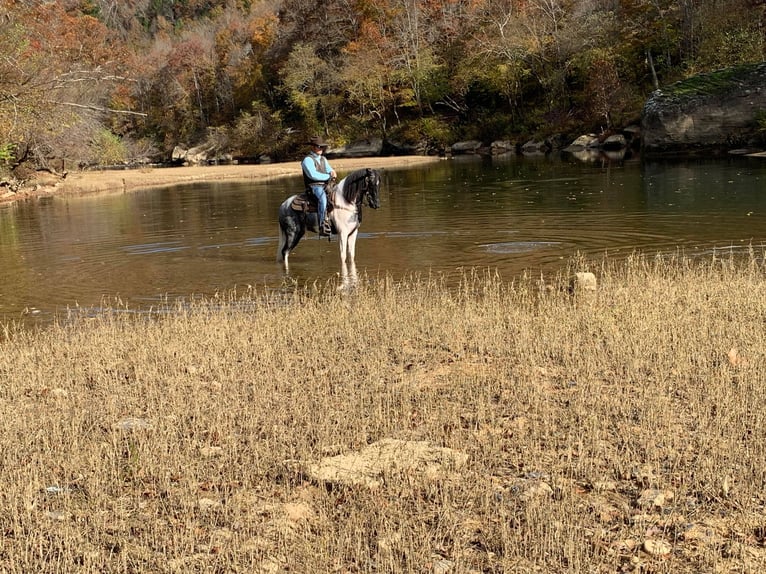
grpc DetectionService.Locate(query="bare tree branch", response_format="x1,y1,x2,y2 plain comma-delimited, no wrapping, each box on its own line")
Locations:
46,101,148,117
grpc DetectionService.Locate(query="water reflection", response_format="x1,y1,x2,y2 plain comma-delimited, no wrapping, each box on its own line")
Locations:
1,154,765,325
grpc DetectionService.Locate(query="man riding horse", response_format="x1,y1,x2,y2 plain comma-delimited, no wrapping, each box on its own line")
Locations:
301,135,337,237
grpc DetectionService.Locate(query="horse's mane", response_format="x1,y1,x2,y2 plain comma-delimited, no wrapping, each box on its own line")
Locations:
341,169,372,203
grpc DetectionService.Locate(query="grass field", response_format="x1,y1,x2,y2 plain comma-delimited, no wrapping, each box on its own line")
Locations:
1,252,765,573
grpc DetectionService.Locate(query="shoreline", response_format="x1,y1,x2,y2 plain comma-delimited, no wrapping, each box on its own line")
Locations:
1,155,441,205
6,151,763,206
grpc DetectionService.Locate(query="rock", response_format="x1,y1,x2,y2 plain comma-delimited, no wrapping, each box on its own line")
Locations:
590,494,629,523
636,488,674,508
383,139,428,156
564,134,600,152
569,272,597,293
171,144,232,165
328,138,384,158
521,139,549,154
505,477,554,501
727,347,744,367
601,133,627,150
642,538,672,556
308,438,468,488
683,523,723,546
490,140,515,154
642,62,766,155
0,178,22,195
451,140,483,154
171,145,188,163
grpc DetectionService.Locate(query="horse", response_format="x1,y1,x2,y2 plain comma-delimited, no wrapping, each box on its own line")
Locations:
277,168,381,274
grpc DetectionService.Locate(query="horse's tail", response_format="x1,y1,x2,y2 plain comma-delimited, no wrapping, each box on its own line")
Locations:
276,221,287,263
277,197,292,264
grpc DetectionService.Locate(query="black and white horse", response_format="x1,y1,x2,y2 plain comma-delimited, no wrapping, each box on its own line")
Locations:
277,168,381,272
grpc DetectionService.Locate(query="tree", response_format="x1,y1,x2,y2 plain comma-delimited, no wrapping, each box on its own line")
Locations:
280,43,343,135
0,0,132,173
339,21,397,133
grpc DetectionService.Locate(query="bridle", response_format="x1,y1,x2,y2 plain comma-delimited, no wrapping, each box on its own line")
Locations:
334,170,378,211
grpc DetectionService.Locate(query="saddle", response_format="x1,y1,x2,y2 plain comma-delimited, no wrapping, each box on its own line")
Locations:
290,182,337,213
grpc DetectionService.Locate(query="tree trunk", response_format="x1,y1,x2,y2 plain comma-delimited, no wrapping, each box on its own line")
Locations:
646,49,659,90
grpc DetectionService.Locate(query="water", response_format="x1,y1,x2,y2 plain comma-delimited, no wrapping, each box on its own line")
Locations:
1,154,765,326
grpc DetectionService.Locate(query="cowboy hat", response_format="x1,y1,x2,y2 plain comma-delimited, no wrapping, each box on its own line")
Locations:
307,135,328,147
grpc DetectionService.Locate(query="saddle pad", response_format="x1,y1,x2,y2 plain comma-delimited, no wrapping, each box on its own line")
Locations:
291,193,316,213
290,190,336,213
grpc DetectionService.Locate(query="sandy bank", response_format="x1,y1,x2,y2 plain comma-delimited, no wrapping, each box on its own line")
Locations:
2,155,440,204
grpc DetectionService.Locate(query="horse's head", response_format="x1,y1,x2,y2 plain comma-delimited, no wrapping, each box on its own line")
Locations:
364,168,381,209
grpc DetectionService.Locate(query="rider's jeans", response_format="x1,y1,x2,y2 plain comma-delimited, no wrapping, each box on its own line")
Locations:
311,184,327,224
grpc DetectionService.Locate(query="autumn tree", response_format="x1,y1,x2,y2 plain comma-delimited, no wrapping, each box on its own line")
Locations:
4,0,765,172
0,0,133,175
339,21,398,134
461,0,533,123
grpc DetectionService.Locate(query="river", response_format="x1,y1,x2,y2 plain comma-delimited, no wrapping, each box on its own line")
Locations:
1,154,765,326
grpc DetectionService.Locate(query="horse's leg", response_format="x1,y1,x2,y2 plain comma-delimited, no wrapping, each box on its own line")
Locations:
340,259,358,290
337,226,349,266
347,227,360,263
278,212,305,268
277,224,287,263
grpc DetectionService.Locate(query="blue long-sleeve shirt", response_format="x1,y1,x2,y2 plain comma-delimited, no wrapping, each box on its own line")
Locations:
301,152,334,183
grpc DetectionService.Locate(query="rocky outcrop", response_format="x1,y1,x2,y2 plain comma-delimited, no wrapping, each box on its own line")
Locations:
172,144,233,165
450,140,483,155
327,137,384,158
642,63,766,155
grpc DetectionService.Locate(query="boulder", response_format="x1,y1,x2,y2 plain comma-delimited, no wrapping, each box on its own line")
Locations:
490,140,516,155
383,139,428,156
601,133,627,150
171,144,232,165
569,272,597,294
451,140,483,154
328,138,384,158
642,62,766,155
564,134,600,152
521,139,549,155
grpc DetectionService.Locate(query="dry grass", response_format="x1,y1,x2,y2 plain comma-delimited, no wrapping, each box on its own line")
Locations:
2,252,766,573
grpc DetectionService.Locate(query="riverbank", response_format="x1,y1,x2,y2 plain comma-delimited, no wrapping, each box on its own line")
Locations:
2,254,765,572
1,155,441,205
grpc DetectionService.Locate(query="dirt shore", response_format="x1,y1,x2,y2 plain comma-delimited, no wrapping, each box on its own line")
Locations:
1,155,440,205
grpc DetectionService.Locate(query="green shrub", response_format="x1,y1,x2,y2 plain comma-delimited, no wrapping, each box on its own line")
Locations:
390,117,454,151
0,143,14,163
0,143,14,178
90,130,127,166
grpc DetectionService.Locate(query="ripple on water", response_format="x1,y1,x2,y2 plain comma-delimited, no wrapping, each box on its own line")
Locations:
481,241,562,254
122,242,188,255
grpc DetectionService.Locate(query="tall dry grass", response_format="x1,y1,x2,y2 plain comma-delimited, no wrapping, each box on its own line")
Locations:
1,252,765,573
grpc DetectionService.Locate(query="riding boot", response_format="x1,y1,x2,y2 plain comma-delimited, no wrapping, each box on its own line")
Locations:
319,215,331,237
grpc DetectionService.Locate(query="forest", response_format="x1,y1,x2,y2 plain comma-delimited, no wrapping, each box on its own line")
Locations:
0,0,764,176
